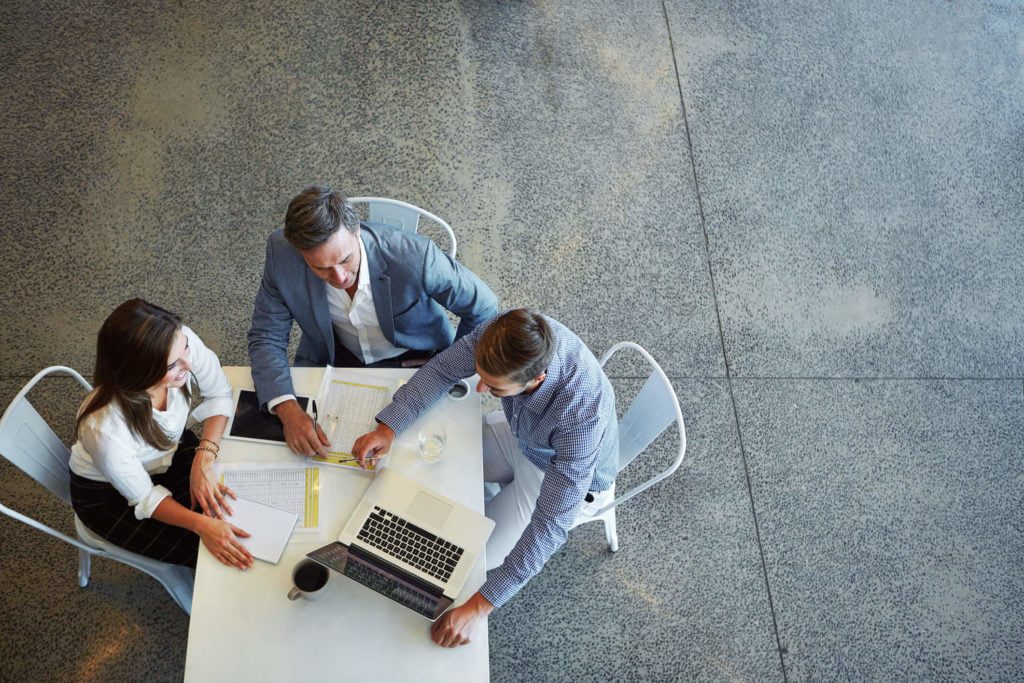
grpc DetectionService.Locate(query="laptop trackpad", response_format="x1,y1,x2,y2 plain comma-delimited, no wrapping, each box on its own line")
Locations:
408,492,452,529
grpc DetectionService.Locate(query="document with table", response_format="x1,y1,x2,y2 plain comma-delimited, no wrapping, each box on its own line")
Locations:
185,366,491,683
311,367,396,470
218,463,321,532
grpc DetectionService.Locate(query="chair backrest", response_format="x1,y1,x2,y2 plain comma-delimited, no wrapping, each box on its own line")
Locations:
0,366,92,504
349,196,458,258
599,342,687,510
0,366,126,556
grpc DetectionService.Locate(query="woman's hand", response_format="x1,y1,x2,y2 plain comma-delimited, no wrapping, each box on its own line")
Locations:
190,449,236,518
196,515,254,569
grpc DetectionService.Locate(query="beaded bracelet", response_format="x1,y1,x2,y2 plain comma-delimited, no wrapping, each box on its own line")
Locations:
196,446,218,460
198,438,220,453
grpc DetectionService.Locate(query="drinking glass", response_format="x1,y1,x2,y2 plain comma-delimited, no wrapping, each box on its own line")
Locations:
417,424,447,464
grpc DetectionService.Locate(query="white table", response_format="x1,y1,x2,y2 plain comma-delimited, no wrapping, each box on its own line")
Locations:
184,367,489,682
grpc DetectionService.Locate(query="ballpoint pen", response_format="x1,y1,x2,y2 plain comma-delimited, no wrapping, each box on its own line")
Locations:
310,400,338,454
331,454,381,465
323,449,384,469
310,399,320,435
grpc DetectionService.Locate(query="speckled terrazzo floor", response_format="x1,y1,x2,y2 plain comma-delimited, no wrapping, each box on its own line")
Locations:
1,1,1022,681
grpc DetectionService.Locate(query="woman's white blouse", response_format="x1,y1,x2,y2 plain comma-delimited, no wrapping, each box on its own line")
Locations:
69,326,233,520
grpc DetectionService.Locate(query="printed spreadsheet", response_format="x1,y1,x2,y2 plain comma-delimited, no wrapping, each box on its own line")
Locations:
313,379,392,470
220,466,320,530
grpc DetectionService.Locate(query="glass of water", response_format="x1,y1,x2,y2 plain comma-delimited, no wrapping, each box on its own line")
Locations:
417,424,447,464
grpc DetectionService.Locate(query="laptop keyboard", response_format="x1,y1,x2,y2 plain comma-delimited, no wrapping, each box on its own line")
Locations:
357,506,464,583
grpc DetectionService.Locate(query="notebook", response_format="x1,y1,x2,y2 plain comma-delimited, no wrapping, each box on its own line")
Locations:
307,468,494,620
223,496,298,565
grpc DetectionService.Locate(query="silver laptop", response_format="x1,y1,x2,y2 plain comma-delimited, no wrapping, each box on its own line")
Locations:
307,467,494,620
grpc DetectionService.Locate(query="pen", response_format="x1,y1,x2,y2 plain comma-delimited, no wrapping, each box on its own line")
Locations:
320,451,382,470
309,400,335,459
331,455,381,465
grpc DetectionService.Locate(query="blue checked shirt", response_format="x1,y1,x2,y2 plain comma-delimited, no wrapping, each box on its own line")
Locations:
376,314,618,608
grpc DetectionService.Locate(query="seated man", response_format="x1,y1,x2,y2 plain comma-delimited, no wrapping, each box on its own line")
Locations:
353,309,618,647
248,186,499,457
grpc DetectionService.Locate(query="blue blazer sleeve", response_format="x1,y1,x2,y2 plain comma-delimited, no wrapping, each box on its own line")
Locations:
247,235,298,407
420,239,498,340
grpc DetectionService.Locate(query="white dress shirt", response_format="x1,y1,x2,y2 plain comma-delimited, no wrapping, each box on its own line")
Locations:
268,234,406,412
69,326,234,520
327,233,407,364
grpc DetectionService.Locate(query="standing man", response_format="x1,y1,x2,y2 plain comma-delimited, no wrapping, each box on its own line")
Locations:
248,186,499,458
353,309,618,647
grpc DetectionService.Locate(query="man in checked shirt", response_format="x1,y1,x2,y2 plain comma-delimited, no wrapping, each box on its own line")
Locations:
353,308,618,647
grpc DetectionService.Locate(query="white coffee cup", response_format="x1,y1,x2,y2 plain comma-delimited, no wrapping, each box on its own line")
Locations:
287,559,329,601
447,379,470,401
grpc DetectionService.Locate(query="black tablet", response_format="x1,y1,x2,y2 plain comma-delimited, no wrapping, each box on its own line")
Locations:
226,389,311,444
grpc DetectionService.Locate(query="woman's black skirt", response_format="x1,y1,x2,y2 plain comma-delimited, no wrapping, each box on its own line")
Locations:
70,431,201,568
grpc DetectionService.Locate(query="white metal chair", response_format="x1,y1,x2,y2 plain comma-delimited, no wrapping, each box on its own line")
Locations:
349,196,458,258
0,366,193,614
570,342,687,551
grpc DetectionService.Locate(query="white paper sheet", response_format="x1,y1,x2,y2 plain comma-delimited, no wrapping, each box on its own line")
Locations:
218,463,321,533
311,367,396,471
223,496,298,565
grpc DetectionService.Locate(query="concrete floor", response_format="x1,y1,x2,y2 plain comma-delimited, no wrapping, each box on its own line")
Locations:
1,1,1022,680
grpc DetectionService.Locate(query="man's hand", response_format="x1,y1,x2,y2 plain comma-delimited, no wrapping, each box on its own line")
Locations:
400,357,430,368
277,399,330,457
352,423,396,469
429,592,494,648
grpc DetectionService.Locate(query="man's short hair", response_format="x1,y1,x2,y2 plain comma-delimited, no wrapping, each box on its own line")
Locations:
476,309,555,385
284,186,359,250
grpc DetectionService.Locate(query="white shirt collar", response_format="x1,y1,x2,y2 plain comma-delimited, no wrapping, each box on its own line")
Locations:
355,232,370,293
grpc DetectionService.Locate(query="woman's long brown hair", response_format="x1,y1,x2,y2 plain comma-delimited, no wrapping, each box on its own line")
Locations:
77,298,190,451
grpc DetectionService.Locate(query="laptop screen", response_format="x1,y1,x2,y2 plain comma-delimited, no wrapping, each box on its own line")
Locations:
308,542,453,621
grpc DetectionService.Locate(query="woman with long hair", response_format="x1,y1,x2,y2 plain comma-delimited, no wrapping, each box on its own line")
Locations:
69,298,253,569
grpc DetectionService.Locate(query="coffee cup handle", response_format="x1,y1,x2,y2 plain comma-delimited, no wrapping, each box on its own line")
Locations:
287,587,302,601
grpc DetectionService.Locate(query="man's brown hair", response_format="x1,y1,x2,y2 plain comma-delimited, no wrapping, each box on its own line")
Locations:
284,185,359,250
476,309,555,385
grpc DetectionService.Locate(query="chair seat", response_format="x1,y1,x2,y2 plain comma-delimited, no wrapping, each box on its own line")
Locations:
74,516,195,614
74,516,115,550
74,516,183,576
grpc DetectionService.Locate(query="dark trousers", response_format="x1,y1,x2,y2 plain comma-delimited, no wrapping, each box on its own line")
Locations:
70,431,201,568
332,334,436,369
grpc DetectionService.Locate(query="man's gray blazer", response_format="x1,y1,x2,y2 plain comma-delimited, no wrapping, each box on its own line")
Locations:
247,222,499,406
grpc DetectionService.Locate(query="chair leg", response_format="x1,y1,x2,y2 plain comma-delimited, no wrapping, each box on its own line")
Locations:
604,508,619,552
78,549,92,587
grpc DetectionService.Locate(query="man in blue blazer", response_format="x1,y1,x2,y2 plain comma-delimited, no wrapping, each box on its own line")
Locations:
248,186,499,456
